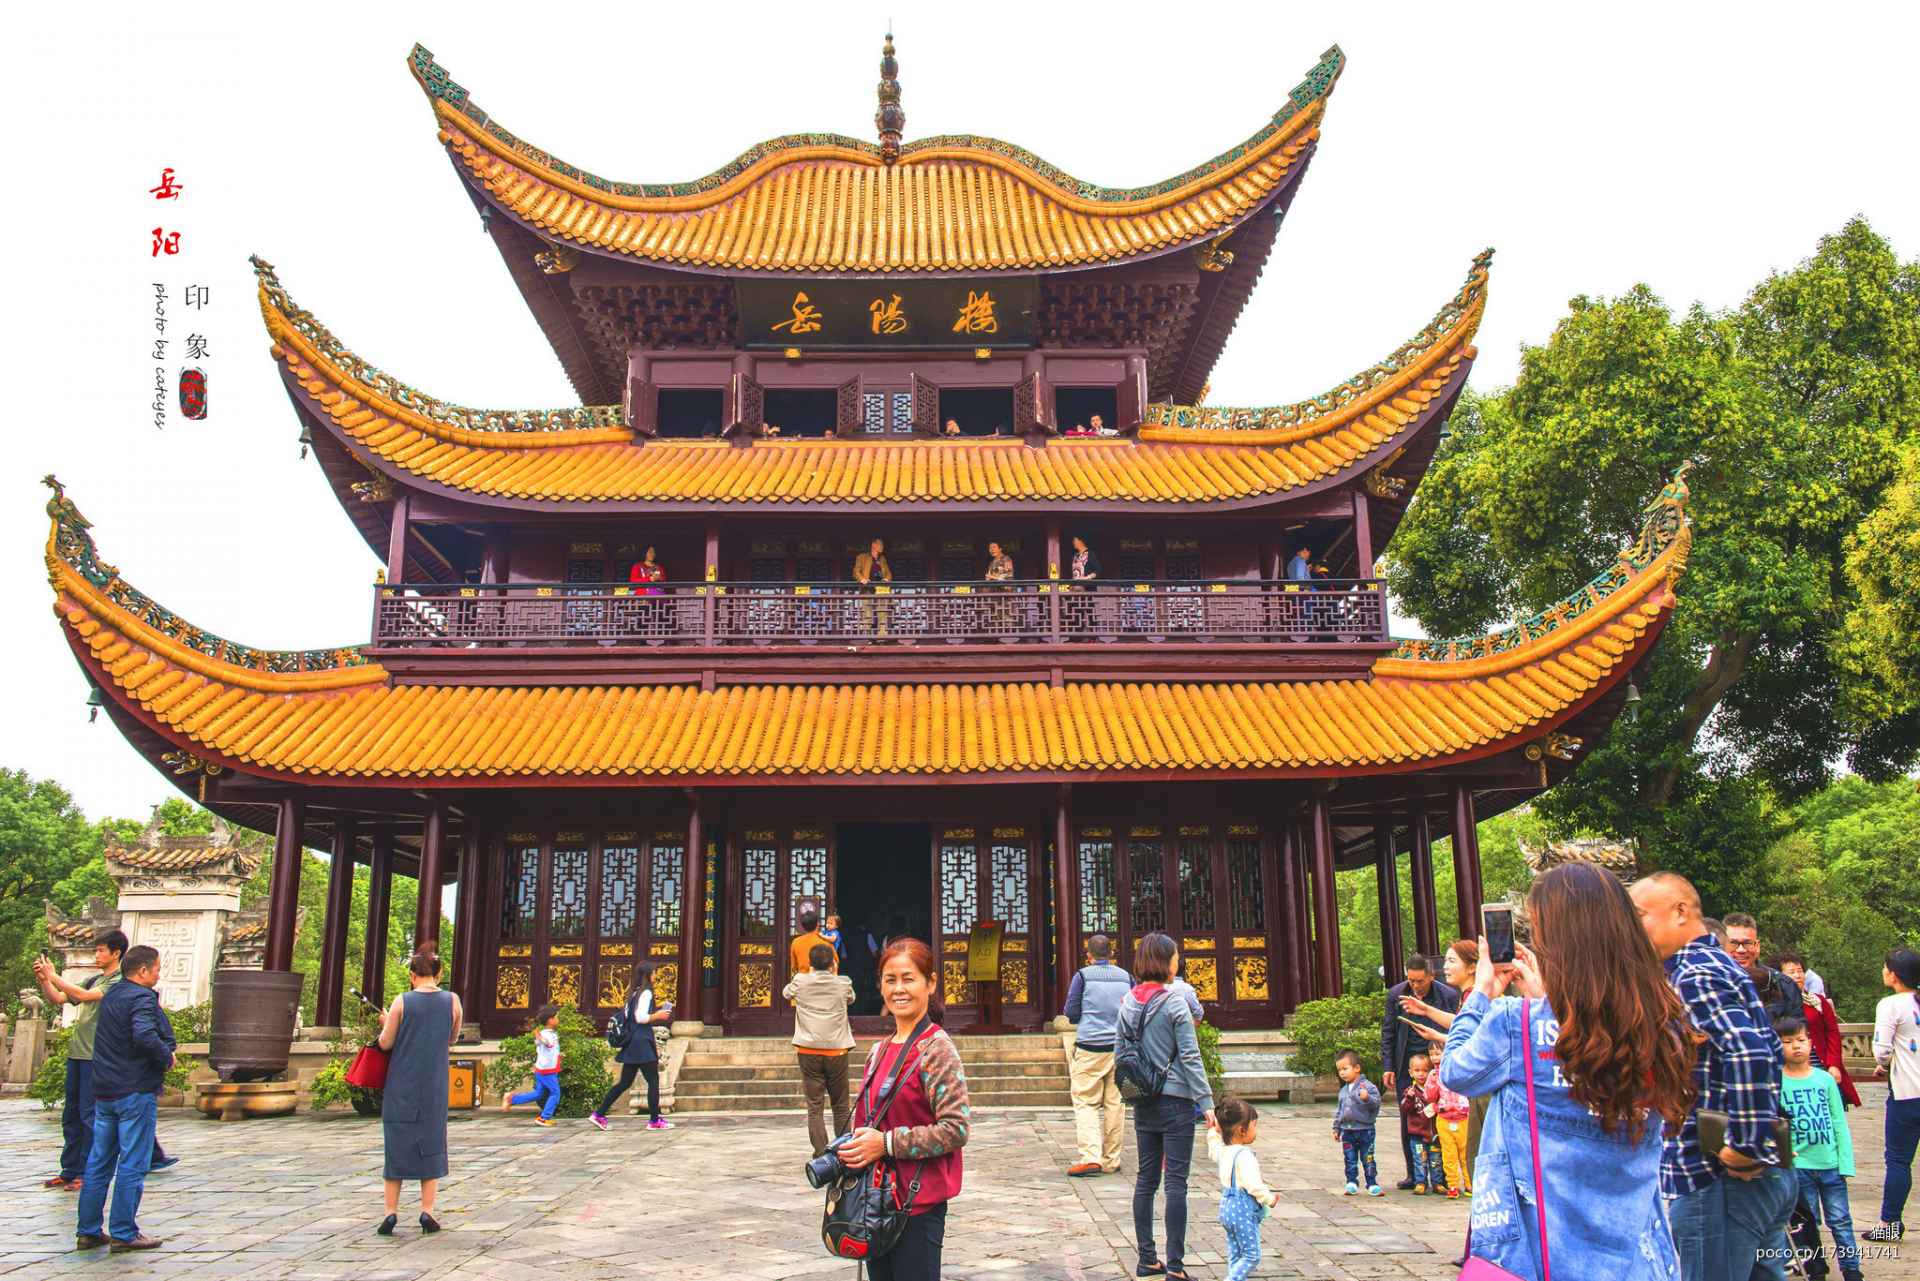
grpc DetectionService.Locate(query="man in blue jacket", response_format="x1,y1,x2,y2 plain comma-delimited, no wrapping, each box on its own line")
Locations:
74,944,175,1253
1063,933,1132,1176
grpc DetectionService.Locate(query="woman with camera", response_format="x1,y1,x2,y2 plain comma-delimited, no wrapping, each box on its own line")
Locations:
1122,932,1216,1281
1439,863,1699,1280
832,937,971,1280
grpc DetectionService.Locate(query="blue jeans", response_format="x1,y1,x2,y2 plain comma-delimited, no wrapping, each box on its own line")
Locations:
1132,1094,1196,1271
1408,1135,1441,1188
1338,1126,1378,1188
76,1092,157,1242
1794,1167,1859,1274
1668,1165,1797,1281
58,1059,166,1180
1884,1094,1920,1226
510,1073,562,1120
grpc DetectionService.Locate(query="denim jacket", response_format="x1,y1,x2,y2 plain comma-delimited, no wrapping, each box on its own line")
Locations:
1441,992,1679,1281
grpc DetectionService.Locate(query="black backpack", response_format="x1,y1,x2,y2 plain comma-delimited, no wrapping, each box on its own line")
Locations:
1115,990,1176,1102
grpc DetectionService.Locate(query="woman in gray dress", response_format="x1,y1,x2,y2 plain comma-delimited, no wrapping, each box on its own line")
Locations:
375,950,462,1235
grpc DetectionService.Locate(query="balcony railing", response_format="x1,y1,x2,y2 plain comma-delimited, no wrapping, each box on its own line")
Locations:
372,579,1389,649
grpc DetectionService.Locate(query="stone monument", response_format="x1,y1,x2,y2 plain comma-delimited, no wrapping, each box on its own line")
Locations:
104,812,264,1010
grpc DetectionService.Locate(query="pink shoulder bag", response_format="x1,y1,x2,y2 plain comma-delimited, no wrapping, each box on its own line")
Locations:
1459,1000,1552,1280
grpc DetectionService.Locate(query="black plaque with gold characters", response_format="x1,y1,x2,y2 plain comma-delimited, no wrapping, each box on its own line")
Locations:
739,278,1037,350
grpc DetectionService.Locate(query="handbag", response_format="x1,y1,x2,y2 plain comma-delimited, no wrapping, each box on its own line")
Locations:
821,1016,933,1262
1458,1000,1552,1281
343,1043,389,1090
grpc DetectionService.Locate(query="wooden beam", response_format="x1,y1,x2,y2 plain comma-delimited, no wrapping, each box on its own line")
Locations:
1450,786,1484,937
676,794,705,1032
1309,794,1342,998
264,797,305,972
385,493,410,584
1277,820,1305,1012
414,802,448,951
1353,491,1374,579
1051,784,1076,1017
1409,811,1439,957
362,829,394,1000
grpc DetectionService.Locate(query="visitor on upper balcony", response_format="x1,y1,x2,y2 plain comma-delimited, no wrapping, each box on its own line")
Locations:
984,543,1014,582
627,547,665,596
854,540,892,587
943,418,962,437
1287,547,1314,582
1070,537,1101,582
1090,414,1117,437
1065,422,1096,438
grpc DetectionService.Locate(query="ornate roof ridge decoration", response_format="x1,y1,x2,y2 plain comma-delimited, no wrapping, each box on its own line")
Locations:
1520,836,1642,882
44,476,380,684
409,43,1343,207
1139,249,1493,439
1389,463,1694,664
105,810,264,876
45,897,119,946
253,257,626,436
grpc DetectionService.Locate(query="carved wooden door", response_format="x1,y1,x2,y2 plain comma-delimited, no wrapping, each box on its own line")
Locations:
724,826,834,1032
727,372,765,436
835,375,864,438
909,372,940,437
935,825,1042,1027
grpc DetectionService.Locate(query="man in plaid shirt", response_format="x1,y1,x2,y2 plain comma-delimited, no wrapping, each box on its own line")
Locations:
1632,873,1798,1281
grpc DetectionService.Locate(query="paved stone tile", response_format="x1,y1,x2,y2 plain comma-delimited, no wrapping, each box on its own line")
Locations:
2,1095,1912,1279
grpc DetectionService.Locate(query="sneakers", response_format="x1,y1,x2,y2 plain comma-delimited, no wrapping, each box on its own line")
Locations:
1068,1162,1102,1177
1447,1188,1461,1200
1414,1183,1428,1195
149,1156,180,1172
1396,1178,1417,1190
646,1118,673,1130
588,1112,610,1130
1864,1221,1905,1242
45,1175,74,1189
1343,1181,1359,1196
533,1116,555,1127
1367,1185,1384,1197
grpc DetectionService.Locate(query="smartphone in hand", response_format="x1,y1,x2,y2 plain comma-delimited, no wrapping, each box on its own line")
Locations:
1483,905,1516,965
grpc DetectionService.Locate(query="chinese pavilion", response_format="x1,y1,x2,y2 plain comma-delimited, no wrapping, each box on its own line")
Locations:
47,39,1691,1039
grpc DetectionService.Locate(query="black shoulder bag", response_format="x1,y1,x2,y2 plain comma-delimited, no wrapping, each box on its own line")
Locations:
822,1016,934,1263
1115,990,1177,1102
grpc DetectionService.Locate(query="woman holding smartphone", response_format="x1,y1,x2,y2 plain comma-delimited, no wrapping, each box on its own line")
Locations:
590,962,674,1131
1440,863,1699,1279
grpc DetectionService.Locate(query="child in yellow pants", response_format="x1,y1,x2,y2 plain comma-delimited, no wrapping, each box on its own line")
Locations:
1424,1044,1472,1198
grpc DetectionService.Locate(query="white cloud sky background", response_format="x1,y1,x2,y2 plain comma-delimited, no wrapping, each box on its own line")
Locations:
3,2,1915,826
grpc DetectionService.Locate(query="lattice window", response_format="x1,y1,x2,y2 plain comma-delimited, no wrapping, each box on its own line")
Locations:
1128,837,1167,935
741,844,777,938
1077,836,1118,935
502,843,540,940
1227,835,1265,932
788,841,829,933
990,841,1029,933
862,392,888,435
892,391,914,434
550,842,589,938
940,840,979,936
650,840,684,937
598,840,639,938
1177,834,1217,933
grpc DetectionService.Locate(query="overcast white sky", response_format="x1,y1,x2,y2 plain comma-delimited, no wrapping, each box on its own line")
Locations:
2,2,1915,826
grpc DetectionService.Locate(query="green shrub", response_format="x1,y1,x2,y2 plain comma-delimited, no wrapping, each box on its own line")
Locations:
1195,1020,1225,1101
484,1006,611,1118
1287,992,1386,1077
309,994,384,1112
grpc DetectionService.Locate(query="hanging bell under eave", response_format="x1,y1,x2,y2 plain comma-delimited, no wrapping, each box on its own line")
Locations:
298,423,312,459
1623,680,1642,721
86,685,105,723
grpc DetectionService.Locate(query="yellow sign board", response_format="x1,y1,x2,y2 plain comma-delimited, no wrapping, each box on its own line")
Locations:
966,922,1004,984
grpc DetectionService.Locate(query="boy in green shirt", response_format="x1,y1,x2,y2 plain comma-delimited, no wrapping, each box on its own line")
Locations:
1776,1014,1862,1281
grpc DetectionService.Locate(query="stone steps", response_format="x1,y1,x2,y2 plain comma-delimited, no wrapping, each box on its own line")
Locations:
673,1030,1071,1114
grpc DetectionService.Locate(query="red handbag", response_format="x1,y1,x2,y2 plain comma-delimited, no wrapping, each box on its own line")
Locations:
343,1044,389,1089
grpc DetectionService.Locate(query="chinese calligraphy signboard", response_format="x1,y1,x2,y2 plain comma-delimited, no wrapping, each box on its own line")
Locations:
739,277,1037,350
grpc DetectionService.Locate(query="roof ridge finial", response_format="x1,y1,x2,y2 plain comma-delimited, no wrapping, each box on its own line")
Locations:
875,29,904,165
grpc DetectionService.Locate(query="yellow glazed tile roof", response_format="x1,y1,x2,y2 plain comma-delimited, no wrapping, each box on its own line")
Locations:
47,475,1690,784
412,45,1343,274
257,253,1485,507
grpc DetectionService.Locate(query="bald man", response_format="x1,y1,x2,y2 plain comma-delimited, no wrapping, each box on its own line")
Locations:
1630,873,1796,1281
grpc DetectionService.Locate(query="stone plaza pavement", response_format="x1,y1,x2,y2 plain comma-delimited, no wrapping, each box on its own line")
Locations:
2,1094,1912,1280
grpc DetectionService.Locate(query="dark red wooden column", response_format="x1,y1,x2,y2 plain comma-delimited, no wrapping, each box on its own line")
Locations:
314,816,357,1027
1051,785,1077,1016
1409,810,1440,957
677,795,705,1029
361,828,393,999
452,826,486,1008
1374,819,1404,989
1292,818,1318,1000
1450,785,1484,938
414,803,448,954
385,493,410,584
263,797,305,972
1308,794,1342,998
1276,822,1305,1013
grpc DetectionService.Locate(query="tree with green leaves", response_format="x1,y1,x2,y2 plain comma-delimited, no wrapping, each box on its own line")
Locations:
1385,219,1920,903
0,770,106,1011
